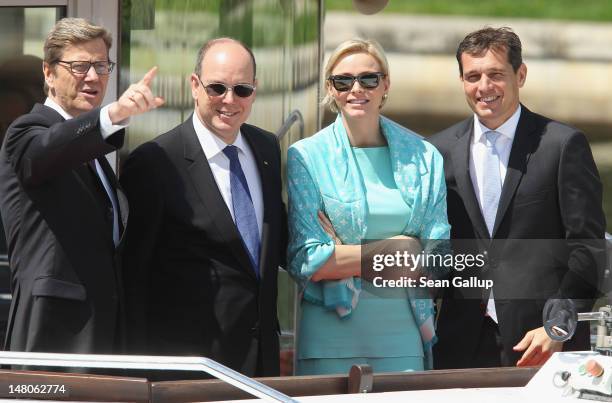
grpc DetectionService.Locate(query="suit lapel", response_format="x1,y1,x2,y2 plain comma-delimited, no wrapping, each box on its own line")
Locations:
241,125,272,282
451,119,489,239
44,106,116,250
181,119,257,279
492,106,537,236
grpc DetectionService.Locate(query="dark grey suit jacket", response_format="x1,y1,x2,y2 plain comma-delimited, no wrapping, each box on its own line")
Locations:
120,116,287,378
428,105,606,368
0,103,128,357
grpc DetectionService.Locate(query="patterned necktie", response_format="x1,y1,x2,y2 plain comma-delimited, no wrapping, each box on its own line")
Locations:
223,145,260,276
482,131,502,237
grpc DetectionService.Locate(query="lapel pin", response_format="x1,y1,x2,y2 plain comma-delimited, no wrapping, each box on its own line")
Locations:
263,161,269,166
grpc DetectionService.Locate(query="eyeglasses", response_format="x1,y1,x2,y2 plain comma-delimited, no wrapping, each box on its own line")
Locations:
328,72,385,92
57,60,115,75
197,76,255,98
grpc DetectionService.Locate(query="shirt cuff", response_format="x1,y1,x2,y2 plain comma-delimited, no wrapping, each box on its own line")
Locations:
100,104,130,139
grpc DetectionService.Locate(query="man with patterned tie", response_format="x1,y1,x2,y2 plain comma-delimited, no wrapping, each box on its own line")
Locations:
429,27,605,369
121,38,287,378
0,18,163,363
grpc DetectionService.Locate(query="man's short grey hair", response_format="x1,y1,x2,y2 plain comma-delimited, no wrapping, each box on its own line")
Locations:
43,18,112,94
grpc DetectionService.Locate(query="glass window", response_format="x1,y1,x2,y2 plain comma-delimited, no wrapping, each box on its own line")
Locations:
0,7,64,139
120,0,321,150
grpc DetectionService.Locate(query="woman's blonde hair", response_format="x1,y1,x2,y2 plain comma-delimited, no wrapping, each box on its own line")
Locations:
322,38,389,113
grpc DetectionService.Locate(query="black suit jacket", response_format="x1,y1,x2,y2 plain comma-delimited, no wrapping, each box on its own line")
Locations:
120,117,287,378
0,104,128,357
428,106,605,368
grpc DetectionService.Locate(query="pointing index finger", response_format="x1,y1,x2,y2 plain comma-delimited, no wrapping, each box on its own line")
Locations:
140,66,158,87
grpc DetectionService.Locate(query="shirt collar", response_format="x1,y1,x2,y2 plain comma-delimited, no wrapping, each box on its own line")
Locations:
44,97,73,120
472,104,521,145
192,111,246,160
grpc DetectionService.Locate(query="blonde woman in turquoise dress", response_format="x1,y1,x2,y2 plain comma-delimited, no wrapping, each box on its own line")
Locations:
287,38,451,375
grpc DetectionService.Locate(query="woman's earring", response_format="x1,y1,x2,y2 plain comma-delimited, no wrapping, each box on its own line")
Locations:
380,93,388,109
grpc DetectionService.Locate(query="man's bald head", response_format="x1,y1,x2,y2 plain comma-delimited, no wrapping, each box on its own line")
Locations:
194,37,256,80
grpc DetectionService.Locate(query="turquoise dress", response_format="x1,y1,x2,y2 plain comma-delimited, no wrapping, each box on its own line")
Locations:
297,147,424,375
287,115,450,375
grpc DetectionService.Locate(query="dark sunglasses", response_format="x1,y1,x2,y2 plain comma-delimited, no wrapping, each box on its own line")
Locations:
328,72,385,92
197,76,255,98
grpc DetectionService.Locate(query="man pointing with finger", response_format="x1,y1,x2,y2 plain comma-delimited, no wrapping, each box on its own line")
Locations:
0,17,163,360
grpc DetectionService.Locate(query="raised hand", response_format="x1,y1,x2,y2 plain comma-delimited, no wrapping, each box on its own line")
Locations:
108,66,165,124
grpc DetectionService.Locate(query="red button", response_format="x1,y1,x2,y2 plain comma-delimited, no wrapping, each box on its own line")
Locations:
586,360,604,378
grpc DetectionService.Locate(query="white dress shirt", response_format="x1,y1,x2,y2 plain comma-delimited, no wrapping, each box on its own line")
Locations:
192,112,263,238
44,97,126,246
469,104,521,323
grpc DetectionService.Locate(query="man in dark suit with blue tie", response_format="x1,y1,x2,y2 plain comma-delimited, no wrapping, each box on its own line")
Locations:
429,27,605,369
0,17,162,361
121,38,287,378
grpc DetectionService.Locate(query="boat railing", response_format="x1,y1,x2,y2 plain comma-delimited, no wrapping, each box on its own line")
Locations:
0,351,297,402
275,109,304,141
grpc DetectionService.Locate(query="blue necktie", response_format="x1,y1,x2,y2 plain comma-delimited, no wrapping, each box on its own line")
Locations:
223,145,260,276
482,131,502,237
